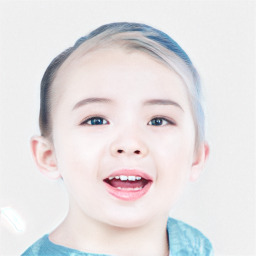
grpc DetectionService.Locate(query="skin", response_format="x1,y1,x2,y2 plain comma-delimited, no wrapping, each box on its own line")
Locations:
31,47,209,256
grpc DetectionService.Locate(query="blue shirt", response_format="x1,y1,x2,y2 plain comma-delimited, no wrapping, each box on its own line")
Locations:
22,218,213,255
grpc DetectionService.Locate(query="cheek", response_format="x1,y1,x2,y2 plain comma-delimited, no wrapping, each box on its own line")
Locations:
53,135,106,207
153,127,194,163
152,128,195,186
53,131,107,182
154,143,193,208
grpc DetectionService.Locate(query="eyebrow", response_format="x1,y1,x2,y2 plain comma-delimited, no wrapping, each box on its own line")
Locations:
143,99,184,111
73,97,113,110
72,97,183,111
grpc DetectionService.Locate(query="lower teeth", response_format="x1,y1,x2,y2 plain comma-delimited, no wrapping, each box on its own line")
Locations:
116,187,143,191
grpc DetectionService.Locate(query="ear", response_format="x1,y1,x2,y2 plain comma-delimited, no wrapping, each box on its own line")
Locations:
30,136,61,179
189,142,210,182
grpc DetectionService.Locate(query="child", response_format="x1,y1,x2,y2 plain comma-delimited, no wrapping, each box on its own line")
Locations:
22,22,213,256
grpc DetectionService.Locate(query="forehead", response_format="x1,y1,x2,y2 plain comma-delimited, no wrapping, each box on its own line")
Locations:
52,47,190,107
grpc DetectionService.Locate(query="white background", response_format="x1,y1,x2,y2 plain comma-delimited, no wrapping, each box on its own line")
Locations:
0,1,255,255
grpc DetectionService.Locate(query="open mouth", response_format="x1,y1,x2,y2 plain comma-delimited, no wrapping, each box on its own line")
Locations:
103,171,153,201
104,175,150,191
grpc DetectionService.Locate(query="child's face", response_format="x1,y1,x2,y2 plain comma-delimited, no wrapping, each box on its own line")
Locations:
39,48,205,228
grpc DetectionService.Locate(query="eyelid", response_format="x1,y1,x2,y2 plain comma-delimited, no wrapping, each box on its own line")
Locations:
79,115,109,125
79,115,176,126
148,116,177,126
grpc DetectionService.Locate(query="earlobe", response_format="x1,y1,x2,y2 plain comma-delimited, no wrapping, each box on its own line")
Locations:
30,136,61,179
189,142,210,182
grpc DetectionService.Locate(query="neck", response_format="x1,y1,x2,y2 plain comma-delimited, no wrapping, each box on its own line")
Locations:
50,205,169,256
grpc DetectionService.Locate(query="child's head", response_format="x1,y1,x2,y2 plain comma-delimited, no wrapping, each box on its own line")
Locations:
31,22,209,228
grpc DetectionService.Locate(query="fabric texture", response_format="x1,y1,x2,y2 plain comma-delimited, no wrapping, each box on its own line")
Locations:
21,218,213,256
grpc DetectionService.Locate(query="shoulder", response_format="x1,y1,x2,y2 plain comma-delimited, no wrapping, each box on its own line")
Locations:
21,234,110,256
21,234,82,256
167,218,213,255
21,235,51,256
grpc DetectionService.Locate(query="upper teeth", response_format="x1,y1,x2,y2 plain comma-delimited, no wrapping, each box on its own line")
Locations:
108,175,142,181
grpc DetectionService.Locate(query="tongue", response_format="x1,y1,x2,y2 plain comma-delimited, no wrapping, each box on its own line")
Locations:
108,179,148,189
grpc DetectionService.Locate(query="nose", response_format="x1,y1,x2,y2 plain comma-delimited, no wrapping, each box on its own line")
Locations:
110,132,149,158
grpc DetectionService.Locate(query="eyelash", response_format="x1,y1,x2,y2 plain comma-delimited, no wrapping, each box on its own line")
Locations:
80,116,109,126
148,117,176,126
80,116,176,126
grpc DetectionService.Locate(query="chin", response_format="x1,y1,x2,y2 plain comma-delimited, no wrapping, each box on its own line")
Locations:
101,207,155,229
108,218,150,229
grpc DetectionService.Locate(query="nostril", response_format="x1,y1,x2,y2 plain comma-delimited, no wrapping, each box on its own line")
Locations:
116,149,141,154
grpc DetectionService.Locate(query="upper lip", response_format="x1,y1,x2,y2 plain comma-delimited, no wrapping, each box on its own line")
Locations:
104,169,153,181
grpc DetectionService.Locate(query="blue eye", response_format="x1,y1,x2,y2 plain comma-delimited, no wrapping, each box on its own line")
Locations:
148,118,174,126
82,117,108,125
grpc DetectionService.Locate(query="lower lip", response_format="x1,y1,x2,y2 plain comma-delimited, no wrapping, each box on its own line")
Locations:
104,182,152,201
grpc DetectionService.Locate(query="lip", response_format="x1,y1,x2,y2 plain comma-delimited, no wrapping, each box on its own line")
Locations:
104,169,153,201
106,169,153,181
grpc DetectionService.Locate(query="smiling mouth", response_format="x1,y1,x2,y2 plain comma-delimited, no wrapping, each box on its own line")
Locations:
103,171,153,201
104,175,150,191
